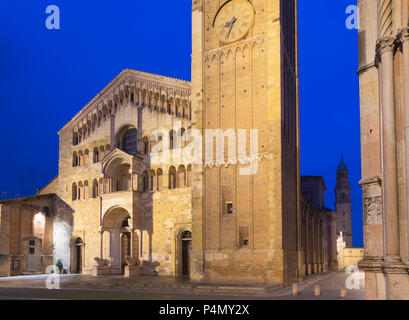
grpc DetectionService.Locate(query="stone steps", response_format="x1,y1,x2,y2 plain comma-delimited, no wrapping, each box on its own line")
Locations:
61,281,278,294
0,279,280,295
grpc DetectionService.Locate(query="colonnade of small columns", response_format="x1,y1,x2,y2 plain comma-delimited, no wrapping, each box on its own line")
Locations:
299,197,337,278
71,76,191,147
72,144,110,167
71,164,193,202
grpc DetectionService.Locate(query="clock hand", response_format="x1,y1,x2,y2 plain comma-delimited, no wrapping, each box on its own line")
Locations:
226,16,237,39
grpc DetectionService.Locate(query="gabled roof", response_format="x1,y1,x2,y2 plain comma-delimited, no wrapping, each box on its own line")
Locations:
58,68,191,134
101,148,143,175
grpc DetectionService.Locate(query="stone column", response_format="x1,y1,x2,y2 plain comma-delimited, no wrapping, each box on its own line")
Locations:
100,230,104,259
377,36,408,299
101,176,106,194
400,27,409,299
329,213,338,270
377,37,401,262
129,228,134,259
129,169,134,191
304,210,309,275
319,218,323,272
400,27,409,279
308,212,313,275
312,216,317,274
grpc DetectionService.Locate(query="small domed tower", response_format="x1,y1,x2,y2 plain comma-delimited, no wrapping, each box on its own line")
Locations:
335,156,352,247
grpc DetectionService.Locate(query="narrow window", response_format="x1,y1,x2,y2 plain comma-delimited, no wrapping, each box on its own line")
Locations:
226,202,233,215
12,260,20,270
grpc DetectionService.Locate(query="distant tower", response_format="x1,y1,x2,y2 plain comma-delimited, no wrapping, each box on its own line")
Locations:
335,156,352,247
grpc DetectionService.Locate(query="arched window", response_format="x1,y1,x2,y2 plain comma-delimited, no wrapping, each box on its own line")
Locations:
92,179,98,198
105,144,111,153
169,98,175,114
73,132,79,146
99,146,105,160
187,164,192,187
72,152,78,167
78,151,84,166
342,193,346,201
169,130,175,150
98,111,102,126
143,137,149,155
84,149,89,166
178,165,186,188
150,170,156,191
157,169,163,191
84,181,89,199
93,147,99,163
122,128,138,155
167,100,171,114
175,99,181,117
83,125,88,139
180,128,186,148
143,171,149,192
72,183,77,201
103,106,107,120
168,166,177,189
92,114,97,130
78,128,83,143
99,178,103,195
183,100,189,119
78,182,83,200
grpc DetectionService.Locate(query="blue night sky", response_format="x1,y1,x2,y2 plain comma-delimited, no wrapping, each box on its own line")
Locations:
0,1,362,246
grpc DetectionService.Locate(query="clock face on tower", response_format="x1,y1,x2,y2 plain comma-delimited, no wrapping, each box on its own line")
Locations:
213,0,255,44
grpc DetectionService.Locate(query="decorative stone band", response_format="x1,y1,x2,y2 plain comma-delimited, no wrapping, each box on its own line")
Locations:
203,152,269,168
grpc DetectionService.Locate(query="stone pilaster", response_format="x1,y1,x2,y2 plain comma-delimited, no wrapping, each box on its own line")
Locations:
377,36,408,298
399,27,409,288
358,177,385,299
376,37,402,262
190,0,204,282
400,27,409,259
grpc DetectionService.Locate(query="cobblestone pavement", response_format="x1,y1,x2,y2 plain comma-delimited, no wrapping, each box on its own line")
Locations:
0,271,365,300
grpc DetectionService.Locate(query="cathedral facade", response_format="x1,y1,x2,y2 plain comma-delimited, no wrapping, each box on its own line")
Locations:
0,0,338,286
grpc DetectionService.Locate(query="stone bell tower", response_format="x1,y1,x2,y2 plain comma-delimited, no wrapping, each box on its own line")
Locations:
335,156,352,247
190,0,300,285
